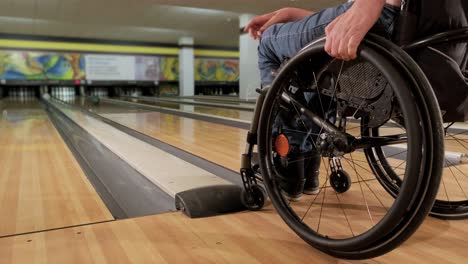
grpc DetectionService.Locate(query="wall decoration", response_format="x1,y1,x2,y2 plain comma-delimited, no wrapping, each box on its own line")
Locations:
0,51,85,80
159,57,179,81
194,58,239,82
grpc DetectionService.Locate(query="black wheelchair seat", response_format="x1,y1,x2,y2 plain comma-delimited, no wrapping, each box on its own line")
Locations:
392,0,468,122
412,46,468,122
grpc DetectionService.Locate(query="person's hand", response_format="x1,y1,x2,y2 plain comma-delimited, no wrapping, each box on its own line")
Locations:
244,8,314,40
324,0,385,60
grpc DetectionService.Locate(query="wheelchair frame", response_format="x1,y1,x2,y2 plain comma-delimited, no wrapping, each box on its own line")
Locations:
240,0,468,214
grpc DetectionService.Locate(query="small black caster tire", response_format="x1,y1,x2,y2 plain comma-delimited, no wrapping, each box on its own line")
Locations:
241,184,266,211
330,170,351,193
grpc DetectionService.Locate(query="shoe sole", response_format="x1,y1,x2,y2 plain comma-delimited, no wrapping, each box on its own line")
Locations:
280,190,302,202
303,188,320,195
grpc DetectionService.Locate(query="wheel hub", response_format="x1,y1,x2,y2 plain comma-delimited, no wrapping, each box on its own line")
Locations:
316,132,350,157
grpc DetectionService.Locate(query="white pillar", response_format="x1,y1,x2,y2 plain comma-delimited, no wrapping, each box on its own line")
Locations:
239,14,261,101
178,37,195,97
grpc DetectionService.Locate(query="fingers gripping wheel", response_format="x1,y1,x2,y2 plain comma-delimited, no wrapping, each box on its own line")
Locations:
256,36,444,259
241,184,266,211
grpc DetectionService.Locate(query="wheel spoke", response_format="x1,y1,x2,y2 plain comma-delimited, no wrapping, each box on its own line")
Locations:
447,129,468,138
440,172,451,203
334,192,356,237
317,175,329,233
283,94,319,150
312,71,326,116
444,158,468,199
326,61,344,115
300,158,331,223
349,153,374,225
282,128,321,136
446,133,468,152
286,154,321,165
343,157,389,212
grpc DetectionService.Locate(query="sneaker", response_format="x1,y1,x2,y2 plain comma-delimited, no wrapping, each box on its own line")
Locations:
278,154,306,202
281,189,303,202
303,156,321,195
303,175,319,195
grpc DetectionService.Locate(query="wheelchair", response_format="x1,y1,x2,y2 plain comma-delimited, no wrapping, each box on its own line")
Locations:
239,0,468,259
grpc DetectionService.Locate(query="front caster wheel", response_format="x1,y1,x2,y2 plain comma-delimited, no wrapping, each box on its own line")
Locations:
241,184,266,211
330,170,352,193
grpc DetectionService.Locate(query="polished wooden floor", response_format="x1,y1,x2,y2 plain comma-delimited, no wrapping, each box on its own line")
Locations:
0,205,467,263
0,99,113,236
118,97,254,121
97,106,246,172
1,98,467,263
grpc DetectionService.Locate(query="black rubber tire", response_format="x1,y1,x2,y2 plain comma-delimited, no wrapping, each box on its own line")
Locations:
330,170,352,194
364,35,468,220
257,35,444,259
241,184,266,211
365,126,468,220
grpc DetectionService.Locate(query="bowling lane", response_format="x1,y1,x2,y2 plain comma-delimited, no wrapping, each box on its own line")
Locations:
106,96,254,122
176,95,256,104
0,98,113,236
118,95,255,111
67,96,151,115
156,97,255,108
73,98,247,172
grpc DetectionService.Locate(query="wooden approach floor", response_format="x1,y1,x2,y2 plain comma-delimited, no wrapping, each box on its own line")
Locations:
0,100,113,237
0,206,467,263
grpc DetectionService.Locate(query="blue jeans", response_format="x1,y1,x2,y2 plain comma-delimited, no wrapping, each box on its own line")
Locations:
258,3,400,85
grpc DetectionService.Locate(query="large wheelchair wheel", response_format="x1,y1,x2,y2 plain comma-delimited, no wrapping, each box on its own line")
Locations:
365,122,468,219
436,122,468,218
365,36,468,219
257,35,444,259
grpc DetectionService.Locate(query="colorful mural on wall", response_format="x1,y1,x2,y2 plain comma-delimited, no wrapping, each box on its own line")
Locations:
0,51,85,80
159,56,179,81
195,58,239,82
0,49,238,84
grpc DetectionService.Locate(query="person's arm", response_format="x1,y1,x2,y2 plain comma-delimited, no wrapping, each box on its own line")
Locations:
324,0,386,60
244,8,315,40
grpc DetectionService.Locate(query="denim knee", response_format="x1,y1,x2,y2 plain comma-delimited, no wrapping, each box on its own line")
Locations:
258,26,282,85
258,26,277,60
